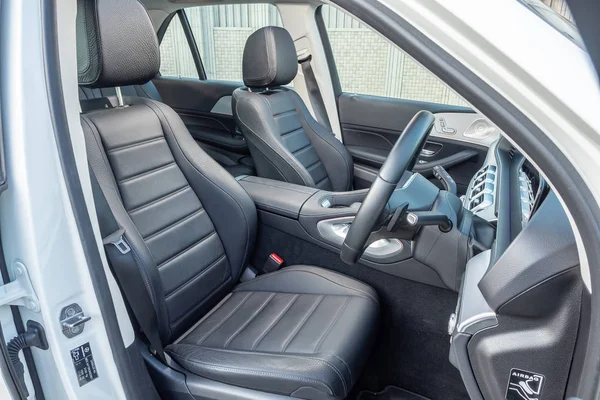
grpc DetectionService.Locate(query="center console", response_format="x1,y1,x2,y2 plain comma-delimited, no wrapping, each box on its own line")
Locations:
237,172,472,292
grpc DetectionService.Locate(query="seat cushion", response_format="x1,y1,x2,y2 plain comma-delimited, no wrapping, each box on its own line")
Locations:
166,266,379,400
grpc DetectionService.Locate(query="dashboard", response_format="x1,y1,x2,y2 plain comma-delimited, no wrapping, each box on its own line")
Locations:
462,137,548,250
448,136,580,400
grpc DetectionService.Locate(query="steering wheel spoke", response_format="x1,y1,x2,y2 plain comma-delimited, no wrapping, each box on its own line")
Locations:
340,110,436,264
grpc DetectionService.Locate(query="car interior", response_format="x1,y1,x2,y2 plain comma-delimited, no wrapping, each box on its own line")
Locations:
70,0,587,399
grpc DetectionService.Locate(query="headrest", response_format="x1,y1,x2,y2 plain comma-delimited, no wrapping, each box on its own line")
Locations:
76,0,160,88
242,26,297,88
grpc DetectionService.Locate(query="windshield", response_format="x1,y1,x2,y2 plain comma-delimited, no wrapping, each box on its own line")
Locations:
518,0,584,49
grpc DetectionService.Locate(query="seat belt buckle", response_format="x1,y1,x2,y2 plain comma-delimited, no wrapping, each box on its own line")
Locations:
263,253,284,273
102,227,131,255
112,236,131,255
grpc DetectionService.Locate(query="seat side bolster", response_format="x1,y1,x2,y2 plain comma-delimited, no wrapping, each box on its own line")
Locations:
166,344,343,398
81,113,172,342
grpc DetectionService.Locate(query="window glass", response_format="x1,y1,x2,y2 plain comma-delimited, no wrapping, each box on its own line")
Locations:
320,5,468,107
159,16,199,79
186,4,283,81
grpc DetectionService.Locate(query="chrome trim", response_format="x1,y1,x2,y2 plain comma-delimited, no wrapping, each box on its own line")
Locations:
115,86,124,107
316,216,404,258
430,113,501,147
455,251,497,334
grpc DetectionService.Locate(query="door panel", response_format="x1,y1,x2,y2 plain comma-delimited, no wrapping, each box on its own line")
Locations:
338,93,490,193
152,76,251,166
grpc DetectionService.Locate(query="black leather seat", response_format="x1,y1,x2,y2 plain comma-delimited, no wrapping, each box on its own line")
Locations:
233,27,355,191
79,83,255,178
77,1,378,399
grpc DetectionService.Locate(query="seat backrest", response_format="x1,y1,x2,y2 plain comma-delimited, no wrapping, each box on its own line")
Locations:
232,27,353,192
77,0,256,343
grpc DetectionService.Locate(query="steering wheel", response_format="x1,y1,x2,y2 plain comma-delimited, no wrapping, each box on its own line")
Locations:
340,110,436,265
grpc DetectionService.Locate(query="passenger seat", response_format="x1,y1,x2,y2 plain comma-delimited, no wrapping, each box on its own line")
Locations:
79,83,255,178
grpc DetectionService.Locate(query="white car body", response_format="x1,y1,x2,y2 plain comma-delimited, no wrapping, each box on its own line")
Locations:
0,0,597,398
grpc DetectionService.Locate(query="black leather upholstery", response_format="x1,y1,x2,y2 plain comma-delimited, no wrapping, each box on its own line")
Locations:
242,26,298,88
78,85,254,177
168,266,378,399
82,96,257,340
77,1,378,398
234,27,354,191
77,0,159,87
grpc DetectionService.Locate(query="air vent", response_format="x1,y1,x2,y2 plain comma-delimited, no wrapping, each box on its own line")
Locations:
509,146,517,159
467,165,496,213
519,162,541,227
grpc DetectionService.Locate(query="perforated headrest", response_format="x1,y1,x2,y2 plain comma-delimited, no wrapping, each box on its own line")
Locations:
242,26,298,88
76,0,160,88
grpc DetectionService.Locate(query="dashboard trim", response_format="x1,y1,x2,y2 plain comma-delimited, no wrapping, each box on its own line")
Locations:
454,250,497,335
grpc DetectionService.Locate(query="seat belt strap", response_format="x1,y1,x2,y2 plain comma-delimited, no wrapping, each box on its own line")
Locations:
89,168,167,363
299,55,332,130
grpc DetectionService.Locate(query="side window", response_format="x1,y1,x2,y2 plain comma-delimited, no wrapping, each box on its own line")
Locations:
320,5,468,107
158,5,283,82
159,16,199,79
185,5,283,81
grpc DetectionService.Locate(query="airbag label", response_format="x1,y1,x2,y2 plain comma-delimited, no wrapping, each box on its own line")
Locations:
506,368,545,400
70,342,98,386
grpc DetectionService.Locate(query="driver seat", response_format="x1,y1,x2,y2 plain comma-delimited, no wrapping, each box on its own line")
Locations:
233,27,354,191
77,0,378,399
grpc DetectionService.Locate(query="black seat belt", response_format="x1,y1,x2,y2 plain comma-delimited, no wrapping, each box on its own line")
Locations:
298,55,332,130
88,168,167,363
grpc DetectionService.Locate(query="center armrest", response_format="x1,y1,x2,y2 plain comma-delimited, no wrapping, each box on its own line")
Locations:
238,176,319,219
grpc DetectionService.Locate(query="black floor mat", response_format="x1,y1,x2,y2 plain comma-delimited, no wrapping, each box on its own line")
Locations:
358,386,430,400
253,225,469,400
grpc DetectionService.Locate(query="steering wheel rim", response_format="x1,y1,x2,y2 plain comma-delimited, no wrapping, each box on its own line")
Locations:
340,110,436,265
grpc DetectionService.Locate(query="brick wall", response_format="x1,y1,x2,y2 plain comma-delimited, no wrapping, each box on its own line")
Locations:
159,1,574,108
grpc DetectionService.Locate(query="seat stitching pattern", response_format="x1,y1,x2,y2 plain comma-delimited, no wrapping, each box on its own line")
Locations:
235,95,312,187
280,126,303,137
143,100,252,278
291,142,312,155
305,159,322,172
170,277,233,326
314,297,350,354
293,94,353,191
198,292,254,345
281,294,324,352
234,268,379,305
327,353,354,385
273,109,295,118
118,161,176,184
128,185,190,214
223,293,276,348
251,294,299,350
165,254,227,299
157,231,217,269
144,208,204,241
107,136,164,153
314,176,330,187
166,353,335,396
